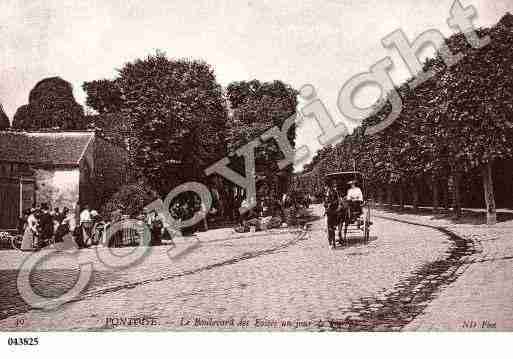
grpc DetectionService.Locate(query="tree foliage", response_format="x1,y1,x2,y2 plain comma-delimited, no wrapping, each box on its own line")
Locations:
0,104,9,130
102,182,159,218
82,79,124,114
226,80,298,196
12,77,86,130
84,52,229,196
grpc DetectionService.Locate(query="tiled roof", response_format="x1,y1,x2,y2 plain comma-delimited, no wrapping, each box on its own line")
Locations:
0,131,94,166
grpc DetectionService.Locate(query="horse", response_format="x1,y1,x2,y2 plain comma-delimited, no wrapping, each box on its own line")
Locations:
336,197,352,246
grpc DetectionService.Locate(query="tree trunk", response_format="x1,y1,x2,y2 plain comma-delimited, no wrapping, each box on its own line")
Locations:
412,182,420,211
399,183,405,210
482,160,497,225
442,178,450,210
380,187,386,206
387,184,393,207
452,172,462,218
431,176,439,212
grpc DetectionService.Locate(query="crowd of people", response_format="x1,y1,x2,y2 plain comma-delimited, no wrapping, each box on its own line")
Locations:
16,201,194,251
235,192,313,233
18,203,102,251
13,189,316,251
19,203,73,251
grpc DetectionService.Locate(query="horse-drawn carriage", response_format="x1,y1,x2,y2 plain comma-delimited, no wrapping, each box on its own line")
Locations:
325,171,372,247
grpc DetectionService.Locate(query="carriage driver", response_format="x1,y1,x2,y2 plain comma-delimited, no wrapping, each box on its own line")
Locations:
346,180,363,220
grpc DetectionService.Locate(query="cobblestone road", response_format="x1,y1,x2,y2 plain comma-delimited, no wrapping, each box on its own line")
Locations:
391,209,513,331
0,205,455,331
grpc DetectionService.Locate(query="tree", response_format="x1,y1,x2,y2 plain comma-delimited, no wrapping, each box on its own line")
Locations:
435,15,513,224
226,80,298,198
82,79,124,114
12,77,86,130
0,104,9,130
303,145,335,173
86,112,138,151
98,52,229,196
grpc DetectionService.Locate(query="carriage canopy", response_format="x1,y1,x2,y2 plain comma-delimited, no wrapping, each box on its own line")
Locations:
324,171,366,199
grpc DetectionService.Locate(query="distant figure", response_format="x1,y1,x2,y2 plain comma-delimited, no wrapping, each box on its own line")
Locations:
147,210,163,246
39,203,55,246
282,193,293,208
80,204,93,247
256,198,265,218
18,209,30,236
200,201,209,232
21,208,38,251
52,207,60,220
281,193,288,207
90,209,99,221
54,207,71,243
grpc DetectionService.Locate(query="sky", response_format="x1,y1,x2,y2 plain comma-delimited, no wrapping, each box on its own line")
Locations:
1,0,512,168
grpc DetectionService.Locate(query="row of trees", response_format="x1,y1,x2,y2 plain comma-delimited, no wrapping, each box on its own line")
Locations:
2,51,298,216
297,13,513,225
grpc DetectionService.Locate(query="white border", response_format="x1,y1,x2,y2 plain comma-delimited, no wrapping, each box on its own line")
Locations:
1,332,512,359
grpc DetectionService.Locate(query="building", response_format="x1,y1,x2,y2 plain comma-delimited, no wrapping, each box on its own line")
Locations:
0,130,129,230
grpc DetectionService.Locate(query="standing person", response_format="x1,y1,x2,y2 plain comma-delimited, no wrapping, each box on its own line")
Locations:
210,187,221,217
234,194,243,225
323,180,340,249
306,194,312,208
21,209,38,251
89,209,101,245
17,209,30,237
281,193,288,208
200,200,209,232
239,197,250,225
52,207,61,234
255,197,265,218
146,210,163,246
54,207,71,243
80,204,93,247
181,201,193,236
39,203,54,246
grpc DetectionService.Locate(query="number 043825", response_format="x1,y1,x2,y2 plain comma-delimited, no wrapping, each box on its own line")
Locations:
7,337,39,346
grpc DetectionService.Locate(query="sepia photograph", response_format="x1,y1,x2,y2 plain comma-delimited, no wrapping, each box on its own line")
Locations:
0,0,512,356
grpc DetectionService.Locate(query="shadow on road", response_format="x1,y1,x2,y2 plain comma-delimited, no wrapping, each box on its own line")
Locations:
376,205,513,225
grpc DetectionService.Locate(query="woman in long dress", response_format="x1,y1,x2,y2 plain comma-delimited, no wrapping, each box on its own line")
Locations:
21,209,38,251
54,207,71,243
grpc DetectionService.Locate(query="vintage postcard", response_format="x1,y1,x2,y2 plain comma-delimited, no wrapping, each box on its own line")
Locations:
0,0,512,351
